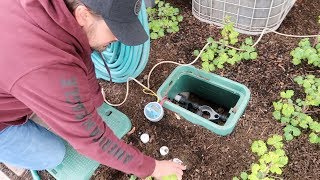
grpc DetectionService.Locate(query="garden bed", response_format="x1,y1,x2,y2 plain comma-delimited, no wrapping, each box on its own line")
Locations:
95,0,319,179
3,0,319,179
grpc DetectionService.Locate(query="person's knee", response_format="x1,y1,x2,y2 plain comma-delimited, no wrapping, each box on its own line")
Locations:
37,137,66,170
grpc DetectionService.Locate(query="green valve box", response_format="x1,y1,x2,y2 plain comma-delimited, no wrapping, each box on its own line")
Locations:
47,103,132,180
157,65,250,136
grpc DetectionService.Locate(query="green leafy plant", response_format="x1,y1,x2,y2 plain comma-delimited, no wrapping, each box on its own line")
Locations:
233,135,288,180
193,19,257,72
272,76,320,144
147,0,183,39
290,37,320,67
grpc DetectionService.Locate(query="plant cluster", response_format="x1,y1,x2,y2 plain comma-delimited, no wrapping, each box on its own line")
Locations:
147,0,183,40
272,75,320,144
193,21,258,72
290,37,320,67
233,135,288,180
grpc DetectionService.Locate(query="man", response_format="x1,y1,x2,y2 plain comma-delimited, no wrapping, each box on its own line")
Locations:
0,0,186,179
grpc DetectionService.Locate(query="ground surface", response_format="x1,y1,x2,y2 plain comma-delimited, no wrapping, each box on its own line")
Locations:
95,0,320,179
1,0,319,179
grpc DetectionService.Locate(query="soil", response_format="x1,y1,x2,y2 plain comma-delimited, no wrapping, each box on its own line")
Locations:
94,0,320,179
2,0,319,179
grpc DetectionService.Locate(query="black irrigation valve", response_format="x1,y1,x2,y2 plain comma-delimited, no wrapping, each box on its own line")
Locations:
172,94,228,123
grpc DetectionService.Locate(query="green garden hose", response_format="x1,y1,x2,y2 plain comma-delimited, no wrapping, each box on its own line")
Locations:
92,1,150,83
30,170,40,180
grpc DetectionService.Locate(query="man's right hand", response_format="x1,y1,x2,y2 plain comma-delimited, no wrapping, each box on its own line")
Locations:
151,160,186,180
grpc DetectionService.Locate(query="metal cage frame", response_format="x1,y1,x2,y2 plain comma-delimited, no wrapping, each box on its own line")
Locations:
192,0,296,35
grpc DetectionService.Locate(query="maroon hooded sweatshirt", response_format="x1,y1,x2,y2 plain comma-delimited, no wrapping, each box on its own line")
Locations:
0,0,155,177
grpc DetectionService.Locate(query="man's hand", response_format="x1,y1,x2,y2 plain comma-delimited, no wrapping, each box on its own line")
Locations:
151,160,186,180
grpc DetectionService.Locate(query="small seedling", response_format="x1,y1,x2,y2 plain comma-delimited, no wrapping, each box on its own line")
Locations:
193,18,257,72
272,76,320,144
290,37,320,67
233,135,288,180
147,0,183,39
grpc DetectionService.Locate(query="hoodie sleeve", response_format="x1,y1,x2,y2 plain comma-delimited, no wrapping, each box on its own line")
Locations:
10,63,155,178
86,56,104,108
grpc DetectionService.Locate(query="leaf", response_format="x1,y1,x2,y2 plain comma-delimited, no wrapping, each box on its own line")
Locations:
303,81,312,88
201,53,209,61
281,90,294,99
177,15,183,22
298,38,311,47
292,58,302,65
172,26,179,32
261,154,272,164
245,37,254,45
158,29,165,37
273,102,283,111
202,62,210,72
309,121,320,133
248,174,259,180
306,74,315,79
193,50,200,57
250,52,258,60
291,126,301,136
207,49,215,60
162,174,177,180
251,163,260,173
259,163,268,173
294,76,304,84
272,111,281,120
291,119,299,126
267,135,283,149
240,172,248,180
284,132,293,141
251,140,267,156
270,166,282,175
280,117,290,124
309,133,319,144
158,1,164,7
281,103,294,117
150,32,158,39
291,48,305,60
207,37,215,43
242,52,250,60
278,156,289,166
209,64,215,71
227,49,237,56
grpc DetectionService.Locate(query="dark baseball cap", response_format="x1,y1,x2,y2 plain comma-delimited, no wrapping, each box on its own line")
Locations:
81,0,148,46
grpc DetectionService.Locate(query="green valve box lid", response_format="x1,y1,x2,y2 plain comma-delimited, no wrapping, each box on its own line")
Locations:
47,103,132,180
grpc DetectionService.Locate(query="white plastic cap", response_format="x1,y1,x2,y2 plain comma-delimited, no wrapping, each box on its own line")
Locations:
160,146,169,156
140,133,150,144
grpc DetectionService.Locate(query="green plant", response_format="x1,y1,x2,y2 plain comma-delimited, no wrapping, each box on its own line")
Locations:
290,37,320,67
272,76,320,144
147,0,183,39
233,135,288,180
193,19,257,72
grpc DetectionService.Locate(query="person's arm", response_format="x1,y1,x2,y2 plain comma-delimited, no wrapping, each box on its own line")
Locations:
85,56,104,108
11,63,154,178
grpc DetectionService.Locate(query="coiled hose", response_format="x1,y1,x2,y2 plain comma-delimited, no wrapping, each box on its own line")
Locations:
91,1,150,83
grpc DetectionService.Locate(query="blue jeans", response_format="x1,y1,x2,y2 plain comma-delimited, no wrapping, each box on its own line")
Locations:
0,120,66,170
